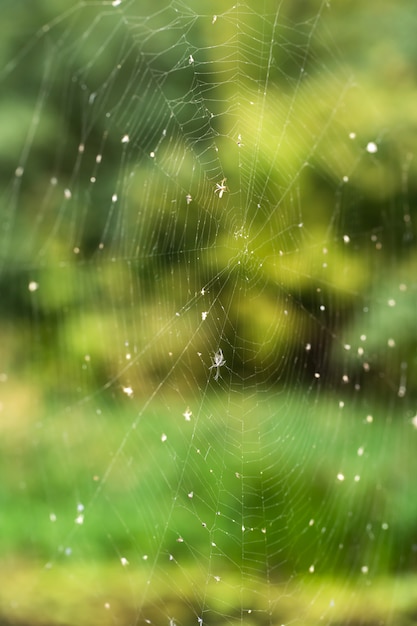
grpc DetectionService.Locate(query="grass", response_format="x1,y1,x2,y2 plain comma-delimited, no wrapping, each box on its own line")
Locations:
2,386,416,624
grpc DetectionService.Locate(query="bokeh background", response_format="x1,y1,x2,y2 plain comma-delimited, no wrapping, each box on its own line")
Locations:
1,1,417,624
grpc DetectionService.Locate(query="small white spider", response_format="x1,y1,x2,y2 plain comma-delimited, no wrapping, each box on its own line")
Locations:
209,348,226,381
214,178,228,199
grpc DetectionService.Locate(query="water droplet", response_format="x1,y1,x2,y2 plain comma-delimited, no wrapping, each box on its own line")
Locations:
366,142,378,153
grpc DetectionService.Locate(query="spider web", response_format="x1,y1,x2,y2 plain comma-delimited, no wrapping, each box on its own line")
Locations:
1,1,416,625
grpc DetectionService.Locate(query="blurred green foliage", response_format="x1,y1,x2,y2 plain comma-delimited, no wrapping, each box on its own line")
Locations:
1,394,416,574
1,2,417,610
1,0,416,404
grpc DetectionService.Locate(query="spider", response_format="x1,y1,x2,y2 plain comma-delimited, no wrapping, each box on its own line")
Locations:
209,348,226,381
214,178,228,199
